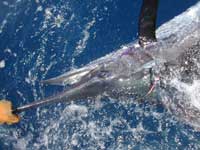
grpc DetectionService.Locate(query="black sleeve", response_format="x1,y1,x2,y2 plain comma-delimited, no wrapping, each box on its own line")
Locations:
138,0,159,47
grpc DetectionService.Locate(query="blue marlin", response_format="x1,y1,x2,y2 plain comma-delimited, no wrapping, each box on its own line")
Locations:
12,0,200,129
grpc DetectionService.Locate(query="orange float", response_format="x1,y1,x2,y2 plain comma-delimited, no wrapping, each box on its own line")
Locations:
0,100,20,125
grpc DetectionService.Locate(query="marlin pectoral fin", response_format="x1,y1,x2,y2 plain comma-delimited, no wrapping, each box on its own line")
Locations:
138,0,159,47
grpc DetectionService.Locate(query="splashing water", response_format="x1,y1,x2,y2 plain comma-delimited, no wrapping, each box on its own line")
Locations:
170,79,200,110
1,0,200,150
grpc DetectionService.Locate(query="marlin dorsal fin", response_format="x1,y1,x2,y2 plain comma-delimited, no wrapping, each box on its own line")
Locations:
138,0,159,47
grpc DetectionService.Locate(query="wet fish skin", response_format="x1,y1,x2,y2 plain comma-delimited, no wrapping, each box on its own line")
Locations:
42,2,200,104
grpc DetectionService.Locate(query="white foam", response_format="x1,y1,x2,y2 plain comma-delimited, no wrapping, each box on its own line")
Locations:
45,8,52,20
65,104,88,117
2,1,9,6
74,18,96,56
0,19,7,34
36,6,43,12
0,60,5,68
187,2,200,22
170,79,200,110
54,14,64,28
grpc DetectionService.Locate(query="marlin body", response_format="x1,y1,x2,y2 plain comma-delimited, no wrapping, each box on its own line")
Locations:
40,2,200,102
16,2,200,129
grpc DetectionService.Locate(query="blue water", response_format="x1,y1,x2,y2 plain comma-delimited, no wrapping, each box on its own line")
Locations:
0,0,200,149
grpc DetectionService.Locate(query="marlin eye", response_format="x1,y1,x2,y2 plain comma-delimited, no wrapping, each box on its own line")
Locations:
97,70,111,78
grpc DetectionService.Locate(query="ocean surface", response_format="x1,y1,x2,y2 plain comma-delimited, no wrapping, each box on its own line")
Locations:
0,0,200,149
